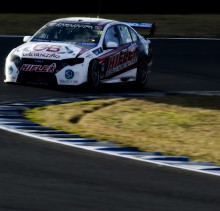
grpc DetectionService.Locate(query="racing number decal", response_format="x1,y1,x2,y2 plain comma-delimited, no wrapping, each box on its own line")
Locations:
33,44,61,52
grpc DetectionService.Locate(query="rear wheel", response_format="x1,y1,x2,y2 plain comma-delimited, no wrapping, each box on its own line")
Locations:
88,60,100,88
135,59,150,89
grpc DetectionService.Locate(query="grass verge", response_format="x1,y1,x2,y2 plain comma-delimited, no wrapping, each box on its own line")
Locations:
24,95,220,166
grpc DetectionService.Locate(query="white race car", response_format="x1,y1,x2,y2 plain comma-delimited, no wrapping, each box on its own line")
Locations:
4,17,156,88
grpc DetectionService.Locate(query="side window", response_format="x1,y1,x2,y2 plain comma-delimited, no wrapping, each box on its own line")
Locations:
118,25,133,44
129,28,138,42
104,26,120,46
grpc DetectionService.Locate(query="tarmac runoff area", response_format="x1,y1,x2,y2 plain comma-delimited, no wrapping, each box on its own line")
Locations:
1,91,220,177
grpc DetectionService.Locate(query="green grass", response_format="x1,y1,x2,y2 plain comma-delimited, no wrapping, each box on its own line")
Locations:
24,95,220,165
0,13,220,37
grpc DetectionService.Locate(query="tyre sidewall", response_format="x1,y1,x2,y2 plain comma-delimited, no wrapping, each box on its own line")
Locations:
136,59,149,89
88,60,100,88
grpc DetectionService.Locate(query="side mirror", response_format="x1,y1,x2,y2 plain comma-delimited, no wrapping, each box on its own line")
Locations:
104,41,119,49
23,36,32,42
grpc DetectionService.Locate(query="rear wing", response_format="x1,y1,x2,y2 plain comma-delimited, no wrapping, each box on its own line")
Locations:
123,21,157,37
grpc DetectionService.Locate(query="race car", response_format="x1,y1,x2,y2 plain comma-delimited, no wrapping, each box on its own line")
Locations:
4,17,156,89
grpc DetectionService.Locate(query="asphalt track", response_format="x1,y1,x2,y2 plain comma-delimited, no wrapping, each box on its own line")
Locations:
0,37,220,210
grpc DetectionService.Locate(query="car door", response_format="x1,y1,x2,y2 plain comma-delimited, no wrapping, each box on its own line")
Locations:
116,24,139,72
98,24,138,80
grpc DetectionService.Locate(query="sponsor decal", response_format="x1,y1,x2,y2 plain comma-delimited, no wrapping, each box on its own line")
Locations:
20,63,56,73
125,22,152,28
35,59,44,63
94,26,103,30
65,69,74,79
59,79,79,84
93,47,103,55
55,23,93,29
105,46,138,77
86,53,94,58
9,66,13,75
33,44,61,52
75,42,97,46
23,52,60,58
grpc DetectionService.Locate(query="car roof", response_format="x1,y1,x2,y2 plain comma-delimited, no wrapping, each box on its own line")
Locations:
52,17,119,26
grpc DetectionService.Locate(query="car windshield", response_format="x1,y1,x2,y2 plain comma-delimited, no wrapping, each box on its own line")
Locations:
31,22,103,46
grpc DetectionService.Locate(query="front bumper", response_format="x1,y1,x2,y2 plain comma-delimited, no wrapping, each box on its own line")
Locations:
4,60,88,86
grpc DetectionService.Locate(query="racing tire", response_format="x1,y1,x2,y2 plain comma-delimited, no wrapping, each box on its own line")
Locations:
88,60,100,88
135,59,150,89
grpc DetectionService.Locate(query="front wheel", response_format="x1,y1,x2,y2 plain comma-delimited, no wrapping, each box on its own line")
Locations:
87,60,100,88
135,60,150,89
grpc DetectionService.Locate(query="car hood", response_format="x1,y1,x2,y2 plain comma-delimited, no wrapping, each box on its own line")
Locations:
13,41,90,60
